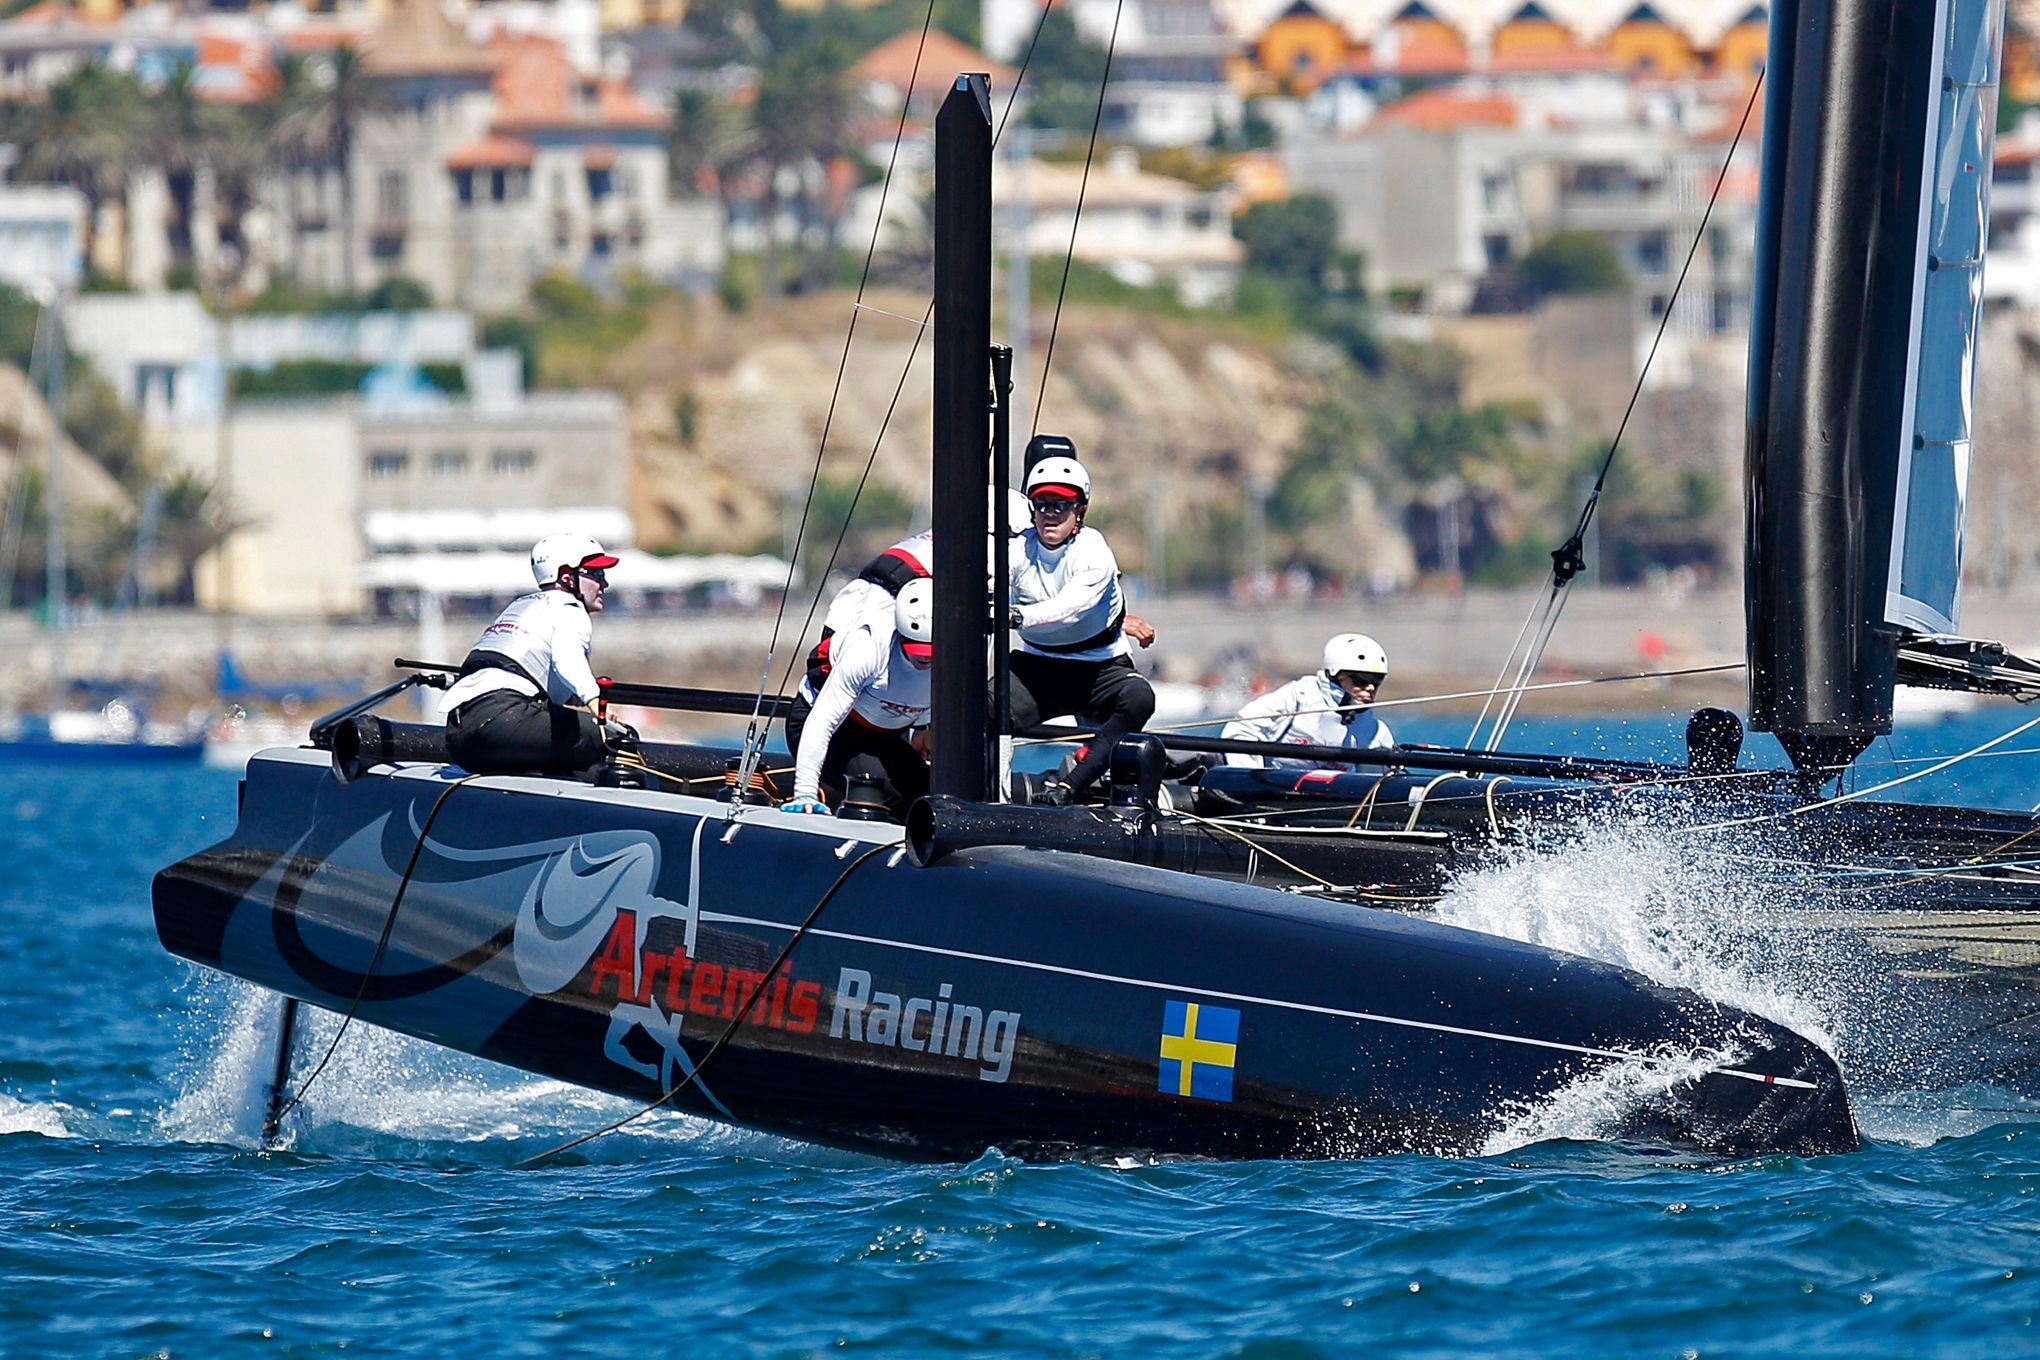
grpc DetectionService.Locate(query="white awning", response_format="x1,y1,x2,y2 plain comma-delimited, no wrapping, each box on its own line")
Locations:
363,506,635,553
359,548,793,600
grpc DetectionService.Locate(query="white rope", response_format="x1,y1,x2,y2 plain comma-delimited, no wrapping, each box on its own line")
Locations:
1677,712,2040,835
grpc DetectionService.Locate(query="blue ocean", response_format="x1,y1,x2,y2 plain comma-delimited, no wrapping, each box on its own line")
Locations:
3,710,2035,1358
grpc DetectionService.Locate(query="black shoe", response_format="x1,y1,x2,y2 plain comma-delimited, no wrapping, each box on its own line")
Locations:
1035,779,1074,807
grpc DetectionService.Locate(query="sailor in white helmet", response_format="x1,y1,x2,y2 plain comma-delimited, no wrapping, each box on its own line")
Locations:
781,576,936,819
443,533,627,775
804,487,1031,689
1005,436,1159,805
1220,633,1394,769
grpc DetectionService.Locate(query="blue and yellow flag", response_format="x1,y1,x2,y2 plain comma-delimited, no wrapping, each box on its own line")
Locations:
1158,1000,1239,1102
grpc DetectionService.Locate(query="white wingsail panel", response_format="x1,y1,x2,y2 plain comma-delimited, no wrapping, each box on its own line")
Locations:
1886,0,2005,635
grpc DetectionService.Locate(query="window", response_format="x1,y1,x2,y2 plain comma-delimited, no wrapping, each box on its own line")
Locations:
1483,234,1512,267
377,170,407,221
591,232,613,257
587,167,614,202
489,447,536,477
453,169,474,204
490,169,509,203
1637,231,1669,275
430,448,470,477
368,450,410,480
618,166,638,200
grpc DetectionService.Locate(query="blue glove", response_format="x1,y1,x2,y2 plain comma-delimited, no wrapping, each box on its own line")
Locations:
779,799,833,815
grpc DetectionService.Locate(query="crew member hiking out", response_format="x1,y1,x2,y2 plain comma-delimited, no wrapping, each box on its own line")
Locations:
442,533,629,776
1221,633,1394,769
804,488,1032,689
781,577,937,819
1005,437,1158,806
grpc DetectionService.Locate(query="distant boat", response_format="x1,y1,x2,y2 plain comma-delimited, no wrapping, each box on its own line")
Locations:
1,686,202,764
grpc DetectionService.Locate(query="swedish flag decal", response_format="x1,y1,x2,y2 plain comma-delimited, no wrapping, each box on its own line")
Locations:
1158,1000,1239,1102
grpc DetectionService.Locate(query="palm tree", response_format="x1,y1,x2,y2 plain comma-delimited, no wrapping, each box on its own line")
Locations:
274,47,387,296
2,62,148,279
747,37,861,295
135,64,211,284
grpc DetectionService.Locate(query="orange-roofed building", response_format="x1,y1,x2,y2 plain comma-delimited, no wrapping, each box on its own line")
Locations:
1370,87,1517,132
1710,4,1768,79
1381,1,1468,77
1604,3,1700,79
274,0,721,311
1490,1,1576,62
1253,1,1364,95
853,28,1016,115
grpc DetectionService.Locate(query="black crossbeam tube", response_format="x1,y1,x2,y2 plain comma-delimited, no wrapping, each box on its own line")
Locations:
393,660,794,717
1015,725,1768,783
930,73,995,801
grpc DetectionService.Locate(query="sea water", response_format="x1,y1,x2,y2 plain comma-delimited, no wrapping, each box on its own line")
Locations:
1,713,2035,1358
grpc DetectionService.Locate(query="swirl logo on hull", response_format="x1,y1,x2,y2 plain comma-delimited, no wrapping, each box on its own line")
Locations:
514,826,701,996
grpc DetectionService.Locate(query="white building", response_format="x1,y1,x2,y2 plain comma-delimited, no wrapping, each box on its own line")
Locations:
996,148,1244,304
0,184,85,296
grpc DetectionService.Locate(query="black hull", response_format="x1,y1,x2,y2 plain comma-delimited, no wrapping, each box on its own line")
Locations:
154,751,1855,1161
1195,764,2040,1095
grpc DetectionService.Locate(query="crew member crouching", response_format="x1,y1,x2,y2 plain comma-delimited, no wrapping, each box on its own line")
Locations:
781,577,936,819
1006,438,1157,805
1221,633,1393,769
442,533,626,776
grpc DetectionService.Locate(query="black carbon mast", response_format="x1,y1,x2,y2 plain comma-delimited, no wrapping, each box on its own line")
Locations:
930,73,996,801
1745,0,2007,782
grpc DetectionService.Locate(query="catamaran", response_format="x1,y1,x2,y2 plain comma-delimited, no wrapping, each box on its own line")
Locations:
150,53,1886,1161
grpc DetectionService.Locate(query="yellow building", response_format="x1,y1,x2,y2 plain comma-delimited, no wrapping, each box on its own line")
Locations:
2007,18,2040,106
1490,1,1577,62
1605,2,1700,78
1711,4,1768,79
1254,0,1362,94
1383,0,1468,73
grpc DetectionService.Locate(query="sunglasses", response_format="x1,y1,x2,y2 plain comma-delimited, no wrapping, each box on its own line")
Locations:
578,566,609,585
1030,497,1080,517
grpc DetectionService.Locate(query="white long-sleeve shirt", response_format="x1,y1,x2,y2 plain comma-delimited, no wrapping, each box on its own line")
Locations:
441,589,600,713
1008,526,1128,662
1220,673,1394,769
792,621,932,801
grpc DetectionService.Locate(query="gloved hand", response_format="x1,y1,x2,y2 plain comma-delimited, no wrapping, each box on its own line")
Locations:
779,799,834,815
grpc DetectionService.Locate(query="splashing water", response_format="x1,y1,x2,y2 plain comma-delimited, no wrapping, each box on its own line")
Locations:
1434,817,1842,1051
0,1092,77,1139
1478,1041,1749,1157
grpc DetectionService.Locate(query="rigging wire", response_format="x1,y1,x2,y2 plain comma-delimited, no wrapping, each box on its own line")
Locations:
729,1,943,810
728,0,1067,780
1467,71,1766,752
520,841,894,1167
1031,0,1126,432
261,774,481,1142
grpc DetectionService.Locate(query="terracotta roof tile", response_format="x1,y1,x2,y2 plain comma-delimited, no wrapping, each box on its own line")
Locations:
1371,87,1516,130
852,28,1016,106
446,134,535,169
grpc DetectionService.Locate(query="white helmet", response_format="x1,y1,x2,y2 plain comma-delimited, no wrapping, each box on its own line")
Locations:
994,487,1032,541
531,532,619,586
1025,455,1091,502
894,577,934,660
1322,633,1388,679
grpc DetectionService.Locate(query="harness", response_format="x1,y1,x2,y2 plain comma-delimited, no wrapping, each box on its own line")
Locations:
1026,604,1125,655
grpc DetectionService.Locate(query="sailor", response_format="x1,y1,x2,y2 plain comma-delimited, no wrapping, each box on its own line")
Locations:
781,577,936,818
1220,633,1394,769
442,533,627,776
1006,437,1158,805
804,487,1032,689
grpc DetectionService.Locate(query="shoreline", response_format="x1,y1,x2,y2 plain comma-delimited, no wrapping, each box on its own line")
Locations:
4,582,2031,723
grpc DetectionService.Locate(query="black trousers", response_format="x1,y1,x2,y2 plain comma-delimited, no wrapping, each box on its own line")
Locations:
785,693,929,817
1005,651,1157,794
446,689,606,776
